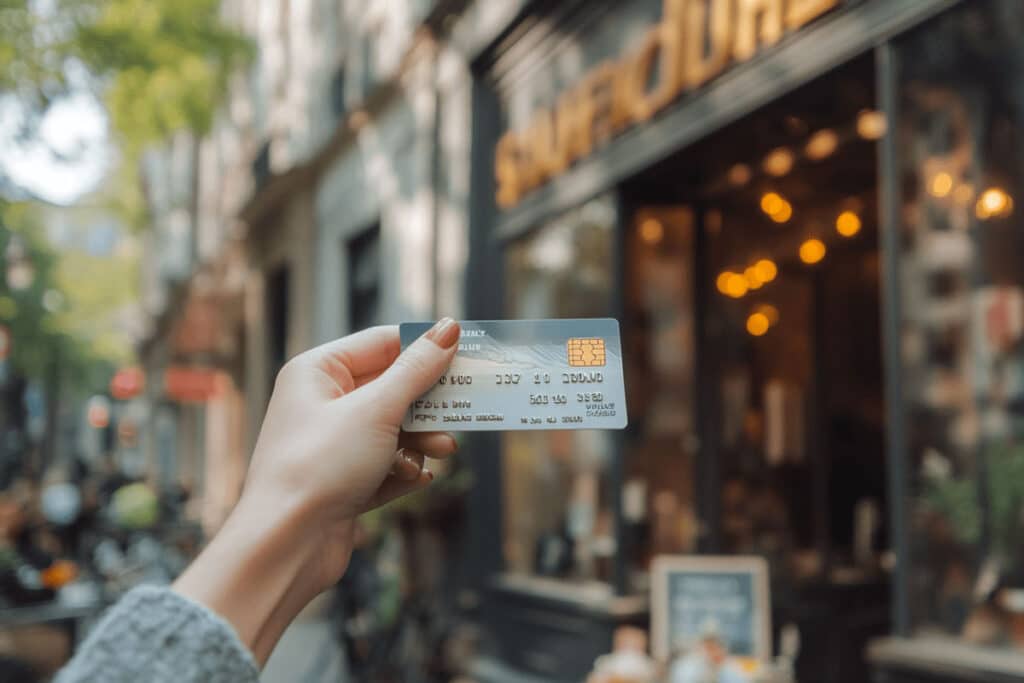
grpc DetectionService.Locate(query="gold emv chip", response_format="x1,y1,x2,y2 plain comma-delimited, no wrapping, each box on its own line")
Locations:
567,338,606,367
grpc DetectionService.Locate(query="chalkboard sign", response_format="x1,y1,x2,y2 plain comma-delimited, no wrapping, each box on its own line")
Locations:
651,556,771,662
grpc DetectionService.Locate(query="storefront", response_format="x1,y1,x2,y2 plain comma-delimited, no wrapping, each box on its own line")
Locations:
458,1,1024,681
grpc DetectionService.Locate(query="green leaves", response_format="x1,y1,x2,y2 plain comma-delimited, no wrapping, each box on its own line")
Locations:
0,198,131,390
69,0,254,156
1,0,253,160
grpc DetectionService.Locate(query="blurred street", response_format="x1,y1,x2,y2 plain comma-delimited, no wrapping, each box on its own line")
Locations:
263,598,347,683
2,1,1024,683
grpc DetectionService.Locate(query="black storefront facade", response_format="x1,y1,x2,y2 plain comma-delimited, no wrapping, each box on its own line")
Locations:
455,1,1024,682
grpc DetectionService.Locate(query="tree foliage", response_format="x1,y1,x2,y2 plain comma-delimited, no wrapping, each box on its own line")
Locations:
70,0,254,157
0,198,107,388
0,0,252,388
1,0,253,156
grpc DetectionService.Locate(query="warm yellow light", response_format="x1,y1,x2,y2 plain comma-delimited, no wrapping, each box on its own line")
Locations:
857,109,887,140
929,172,953,198
746,312,770,336
753,259,778,283
976,187,1013,219
760,192,784,215
756,304,780,325
953,183,974,206
744,266,763,290
716,271,734,294
728,164,752,187
836,211,862,237
640,217,664,244
805,129,839,160
799,238,827,265
769,200,793,223
725,273,749,298
763,148,795,177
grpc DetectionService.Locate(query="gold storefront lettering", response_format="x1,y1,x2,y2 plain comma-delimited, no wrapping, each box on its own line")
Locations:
495,0,837,209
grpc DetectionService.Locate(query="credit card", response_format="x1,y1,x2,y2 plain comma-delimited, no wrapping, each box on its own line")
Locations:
400,318,628,431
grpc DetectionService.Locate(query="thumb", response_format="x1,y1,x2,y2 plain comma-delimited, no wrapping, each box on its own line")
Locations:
368,318,460,423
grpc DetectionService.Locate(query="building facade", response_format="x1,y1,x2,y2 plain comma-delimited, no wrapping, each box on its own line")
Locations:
451,1,1024,682
135,0,474,528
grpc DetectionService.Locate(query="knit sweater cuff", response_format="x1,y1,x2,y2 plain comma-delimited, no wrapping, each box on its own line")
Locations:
56,585,260,683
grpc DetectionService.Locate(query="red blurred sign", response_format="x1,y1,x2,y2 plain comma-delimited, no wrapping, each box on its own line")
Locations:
110,367,146,400
165,367,222,403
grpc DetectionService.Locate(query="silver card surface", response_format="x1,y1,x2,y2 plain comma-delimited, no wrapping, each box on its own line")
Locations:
400,318,627,431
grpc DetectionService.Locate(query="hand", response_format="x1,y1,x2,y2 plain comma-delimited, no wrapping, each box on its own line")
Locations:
173,319,461,664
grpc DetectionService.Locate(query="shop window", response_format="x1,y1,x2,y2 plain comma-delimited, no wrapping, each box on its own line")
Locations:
346,224,381,332
622,206,699,584
503,194,617,584
894,0,1024,650
622,55,885,606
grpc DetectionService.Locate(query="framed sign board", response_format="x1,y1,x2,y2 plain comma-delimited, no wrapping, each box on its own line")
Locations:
651,556,772,662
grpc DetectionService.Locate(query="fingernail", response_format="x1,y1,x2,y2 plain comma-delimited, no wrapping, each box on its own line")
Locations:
424,317,460,349
394,449,423,480
448,435,459,452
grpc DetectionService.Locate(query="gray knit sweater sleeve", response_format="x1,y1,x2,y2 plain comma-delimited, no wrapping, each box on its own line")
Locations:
55,585,260,683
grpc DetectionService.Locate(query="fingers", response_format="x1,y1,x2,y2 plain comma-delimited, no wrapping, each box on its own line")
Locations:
389,448,425,481
365,470,434,511
365,318,460,423
397,432,458,459
306,326,401,392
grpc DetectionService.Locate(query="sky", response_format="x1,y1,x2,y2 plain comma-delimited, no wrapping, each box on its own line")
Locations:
0,91,111,205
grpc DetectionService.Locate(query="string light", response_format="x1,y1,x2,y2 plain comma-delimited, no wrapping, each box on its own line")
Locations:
929,172,953,198
836,211,862,237
805,129,839,160
760,192,793,223
856,109,887,140
753,259,778,283
761,192,784,215
799,238,826,265
763,148,794,177
724,273,749,298
716,271,734,294
747,312,770,336
976,187,1013,219
770,200,792,223
640,218,664,245
744,266,764,290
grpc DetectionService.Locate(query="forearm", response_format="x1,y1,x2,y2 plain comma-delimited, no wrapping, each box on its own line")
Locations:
172,491,339,665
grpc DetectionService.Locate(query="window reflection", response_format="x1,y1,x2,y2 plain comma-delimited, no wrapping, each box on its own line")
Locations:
897,0,1024,649
503,195,616,582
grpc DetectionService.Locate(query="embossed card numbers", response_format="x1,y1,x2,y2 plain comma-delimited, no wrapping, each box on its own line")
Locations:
400,319,628,431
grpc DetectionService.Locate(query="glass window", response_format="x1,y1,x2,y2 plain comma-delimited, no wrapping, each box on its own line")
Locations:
622,206,699,590
696,58,885,584
895,0,1024,649
503,194,617,584
622,56,885,594
347,224,381,331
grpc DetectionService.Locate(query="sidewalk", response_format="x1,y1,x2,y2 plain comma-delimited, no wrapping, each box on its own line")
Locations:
262,593,347,683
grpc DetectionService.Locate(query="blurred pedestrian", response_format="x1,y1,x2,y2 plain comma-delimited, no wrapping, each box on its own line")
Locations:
55,320,461,682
